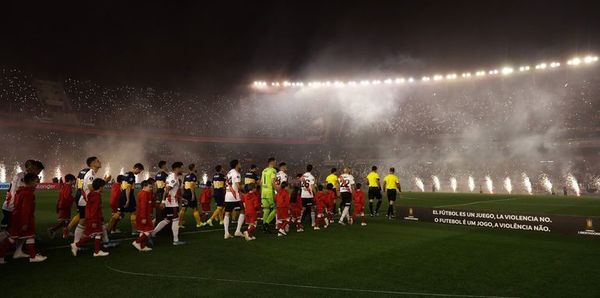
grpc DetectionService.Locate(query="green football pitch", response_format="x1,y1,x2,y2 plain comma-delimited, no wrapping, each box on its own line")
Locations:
2,190,600,298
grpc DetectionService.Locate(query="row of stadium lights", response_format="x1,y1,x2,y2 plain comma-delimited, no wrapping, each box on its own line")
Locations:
252,55,598,88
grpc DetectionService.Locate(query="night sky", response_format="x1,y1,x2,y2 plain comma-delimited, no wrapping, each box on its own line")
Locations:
2,0,599,92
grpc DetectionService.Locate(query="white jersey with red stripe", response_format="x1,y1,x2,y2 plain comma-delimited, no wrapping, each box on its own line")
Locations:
164,172,181,207
338,173,355,193
276,170,288,186
79,169,98,206
300,172,315,198
225,169,241,202
2,172,25,211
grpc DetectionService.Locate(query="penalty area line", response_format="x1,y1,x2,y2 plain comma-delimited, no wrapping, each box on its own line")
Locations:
105,263,519,298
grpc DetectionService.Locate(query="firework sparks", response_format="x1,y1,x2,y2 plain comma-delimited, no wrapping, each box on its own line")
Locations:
0,164,6,183
432,175,441,192
468,176,475,192
449,177,457,192
485,176,493,194
503,177,512,194
415,177,424,192
521,173,532,195
540,174,553,194
566,173,580,197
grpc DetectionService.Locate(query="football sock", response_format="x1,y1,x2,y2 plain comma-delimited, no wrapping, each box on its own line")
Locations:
74,224,84,243
224,214,230,234
178,209,186,226
209,207,222,223
369,202,374,214
266,209,276,224
67,214,80,231
171,219,180,242
93,237,101,254
193,210,201,225
311,211,315,226
26,242,36,258
130,214,136,231
236,214,245,234
102,225,109,242
153,219,169,236
376,200,382,213
341,207,350,222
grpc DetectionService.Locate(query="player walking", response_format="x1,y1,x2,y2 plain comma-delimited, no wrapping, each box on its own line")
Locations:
300,165,317,227
261,158,277,232
224,160,245,239
383,168,401,219
151,162,186,245
179,163,202,228
338,167,355,225
366,166,382,216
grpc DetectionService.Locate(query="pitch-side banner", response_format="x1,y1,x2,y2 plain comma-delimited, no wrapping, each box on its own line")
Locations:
397,206,600,236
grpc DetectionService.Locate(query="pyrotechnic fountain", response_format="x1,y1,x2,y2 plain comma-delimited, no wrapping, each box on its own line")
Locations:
521,173,532,195
119,167,125,175
15,164,23,175
144,171,150,181
39,170,44,182
432,175,441,192
449,177,457,192
540,174,553,194
54,166,62,181
503,177,512,194
415,177,425,192
485,176,493,194
566,173,580,197
202,173,208,185
0,164,6,183
105,162,111,178
468,176,475,192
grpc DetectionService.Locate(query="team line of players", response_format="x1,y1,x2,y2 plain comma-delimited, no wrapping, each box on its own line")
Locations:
0,158,402,263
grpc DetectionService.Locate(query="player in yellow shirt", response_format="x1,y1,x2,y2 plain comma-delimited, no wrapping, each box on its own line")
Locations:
365,166,382,216
383,167,401,220
325,168,338,214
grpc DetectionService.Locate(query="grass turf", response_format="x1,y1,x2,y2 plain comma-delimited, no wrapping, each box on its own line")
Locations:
2,190,600,297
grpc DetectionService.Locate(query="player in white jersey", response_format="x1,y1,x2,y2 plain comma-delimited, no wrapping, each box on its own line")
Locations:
73,157,114,248
337,167,356,225
223,159,245,239
276,162,288,188
1,160,43,259
300,164,317,226
151,162,186,245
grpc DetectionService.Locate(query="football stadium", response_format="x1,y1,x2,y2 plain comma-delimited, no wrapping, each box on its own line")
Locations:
1,1,600,297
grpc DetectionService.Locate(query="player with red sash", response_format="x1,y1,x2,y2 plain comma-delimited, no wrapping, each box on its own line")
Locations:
151,162,186,246
108,175,124,233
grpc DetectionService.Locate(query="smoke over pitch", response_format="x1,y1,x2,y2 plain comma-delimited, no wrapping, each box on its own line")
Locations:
248,54,597,193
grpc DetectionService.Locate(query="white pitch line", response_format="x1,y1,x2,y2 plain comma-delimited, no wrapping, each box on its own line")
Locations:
105,264,520,298
43,228,223,251
435,197,521,208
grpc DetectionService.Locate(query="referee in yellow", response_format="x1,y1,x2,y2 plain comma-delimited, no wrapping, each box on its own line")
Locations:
366,166,382,216
325,168,338,214
383,167,401,220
